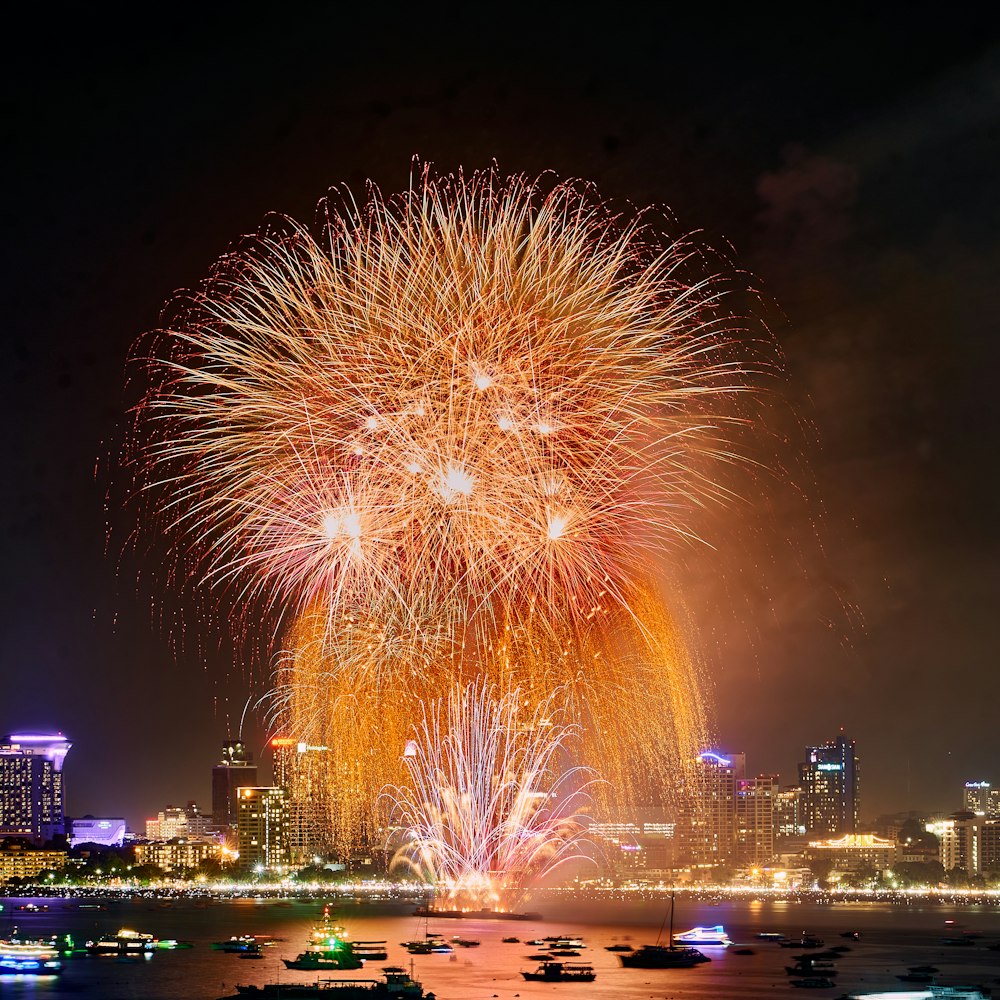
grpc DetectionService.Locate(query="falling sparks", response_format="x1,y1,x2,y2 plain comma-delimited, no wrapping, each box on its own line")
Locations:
383,681,595,910
137,165,771,858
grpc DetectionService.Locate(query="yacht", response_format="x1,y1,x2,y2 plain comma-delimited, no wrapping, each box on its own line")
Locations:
673,925,733,947
619,943,710,968
617,891,710,969
0,938,63,974
86,928,156,954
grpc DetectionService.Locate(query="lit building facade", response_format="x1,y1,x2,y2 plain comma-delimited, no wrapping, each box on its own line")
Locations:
980,819,1000,872
212,740,257,832
0,733,72,844
799,734,859,835
774,785,806,840
236,786,289,870
678,750,745,868
928,812,992,874
806,833,897,874
587,808,677,876
0,844,67,882
70,817,126,848
145,802,214,842
134,837,224,873
736,774,777,866
270,738,330,863
963,781,1000,819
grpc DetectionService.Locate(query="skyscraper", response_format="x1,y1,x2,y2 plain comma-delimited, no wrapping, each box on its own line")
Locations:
0,733,72,845
774,785,806,840
211,739,257,833
799,734,859,835
678,750,745,867
963,780,995,817
270,737,329,863
736,774,778,866
235,786,289,870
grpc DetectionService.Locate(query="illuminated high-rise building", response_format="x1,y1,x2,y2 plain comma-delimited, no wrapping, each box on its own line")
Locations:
211,739,257,832
0,733,72,844
736,774,777,866
235,786,289,870
678,750,745,867
799,734,859,835
774,785,805,840
270,737,329,863
963,780,998,817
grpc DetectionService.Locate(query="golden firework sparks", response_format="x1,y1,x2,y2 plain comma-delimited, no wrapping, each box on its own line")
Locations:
137,166,772,856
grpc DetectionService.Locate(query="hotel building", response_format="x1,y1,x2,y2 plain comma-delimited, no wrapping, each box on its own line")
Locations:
235,786,289,870
0,733,72,844
799,734,859,834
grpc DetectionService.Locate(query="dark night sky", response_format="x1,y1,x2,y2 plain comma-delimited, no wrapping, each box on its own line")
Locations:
3,9,998,830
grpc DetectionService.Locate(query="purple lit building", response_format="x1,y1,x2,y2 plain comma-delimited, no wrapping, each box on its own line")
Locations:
0,732,72,844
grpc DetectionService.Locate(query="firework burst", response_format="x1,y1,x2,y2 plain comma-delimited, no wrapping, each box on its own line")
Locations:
383,680,595,910
136,165,772,854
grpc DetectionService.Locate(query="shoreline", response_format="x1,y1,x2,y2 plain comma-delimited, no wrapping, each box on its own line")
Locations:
3,884,1000,907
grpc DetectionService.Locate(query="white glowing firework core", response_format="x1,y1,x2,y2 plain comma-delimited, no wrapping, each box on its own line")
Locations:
547,512,570,541
434,462,476,503
384,681,594,911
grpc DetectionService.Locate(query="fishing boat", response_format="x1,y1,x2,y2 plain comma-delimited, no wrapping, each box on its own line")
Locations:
451,936,480,948
0,938,63,974
221,966,435,998
283,905,363,971
501,936,520,944
618,890,710,969
605,943,633,952
673,925,733,947
521,960,596,982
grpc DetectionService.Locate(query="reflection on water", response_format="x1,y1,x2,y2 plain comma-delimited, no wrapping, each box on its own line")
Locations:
1,895,998,999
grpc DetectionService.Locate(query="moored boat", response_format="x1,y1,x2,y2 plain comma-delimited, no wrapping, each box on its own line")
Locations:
283,906,363,971
353,940,389,961
0,938,63,974
87,928,156,954
673,924,733,947
214,935,259,952
618,890,710,969
521,960,596,982
221,966,434,998
619,943,710,968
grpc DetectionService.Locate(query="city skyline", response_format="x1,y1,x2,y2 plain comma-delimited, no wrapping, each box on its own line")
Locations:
3,10,999,824
4,723,996,838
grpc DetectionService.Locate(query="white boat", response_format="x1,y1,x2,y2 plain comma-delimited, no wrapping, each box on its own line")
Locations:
673,924,733,946
86,928,156,954
848,988,991,1000
0,938,62,974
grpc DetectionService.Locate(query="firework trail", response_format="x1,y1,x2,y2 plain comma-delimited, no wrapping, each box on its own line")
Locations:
137,166,772,855
383,680,595,910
